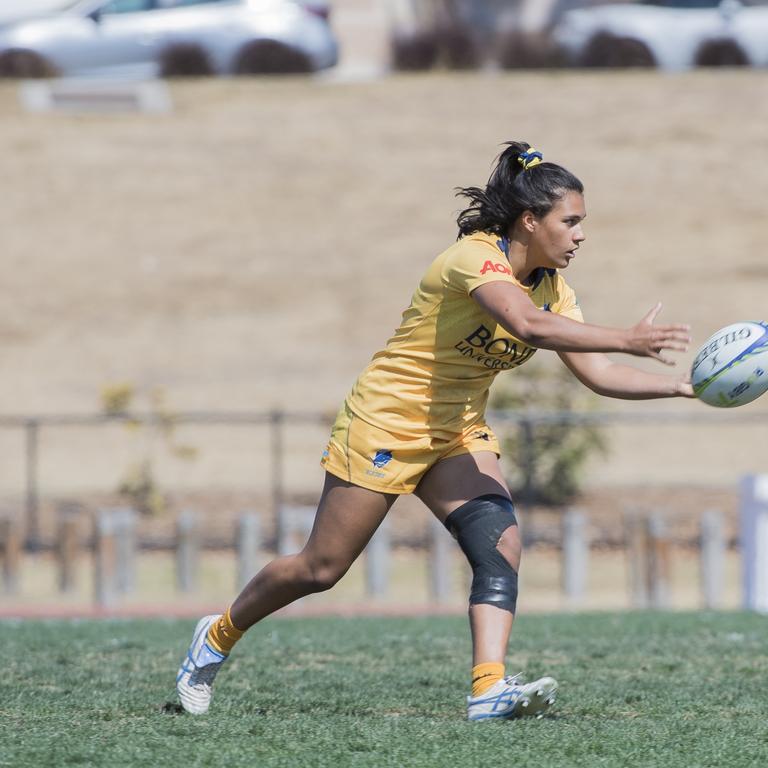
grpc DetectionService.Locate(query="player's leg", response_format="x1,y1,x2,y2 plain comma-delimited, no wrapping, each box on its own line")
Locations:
230,474,397,626
415,451,556,720
415,451,519,666
176,472,396,714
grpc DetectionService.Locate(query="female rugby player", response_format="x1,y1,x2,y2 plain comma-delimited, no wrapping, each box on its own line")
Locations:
176,142,693,721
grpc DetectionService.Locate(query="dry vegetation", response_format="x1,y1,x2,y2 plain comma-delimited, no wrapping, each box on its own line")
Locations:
0,71,767,507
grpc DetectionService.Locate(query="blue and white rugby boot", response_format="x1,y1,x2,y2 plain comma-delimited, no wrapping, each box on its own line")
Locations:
467,673,558,721
176,614,227,715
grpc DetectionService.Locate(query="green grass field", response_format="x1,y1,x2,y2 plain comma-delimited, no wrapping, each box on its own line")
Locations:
2,612,766,767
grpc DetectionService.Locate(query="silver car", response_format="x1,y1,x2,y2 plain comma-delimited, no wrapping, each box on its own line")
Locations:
552,0,768,69
0,0,338,78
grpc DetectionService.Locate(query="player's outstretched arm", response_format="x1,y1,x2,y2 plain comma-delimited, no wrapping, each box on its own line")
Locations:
472,283,690,365
558,351,695,400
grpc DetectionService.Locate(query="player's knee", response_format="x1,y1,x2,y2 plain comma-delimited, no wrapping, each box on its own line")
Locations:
496,524,521,571
444,494,520,614
302,554,349,593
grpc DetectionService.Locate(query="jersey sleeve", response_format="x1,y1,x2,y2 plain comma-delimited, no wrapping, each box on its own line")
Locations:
441,236,524,295
551,275,584,323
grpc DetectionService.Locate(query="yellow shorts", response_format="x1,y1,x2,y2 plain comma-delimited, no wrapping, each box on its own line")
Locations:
320,403,501,495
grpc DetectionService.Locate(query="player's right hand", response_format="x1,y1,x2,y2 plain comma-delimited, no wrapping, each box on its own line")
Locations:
626,302,691,365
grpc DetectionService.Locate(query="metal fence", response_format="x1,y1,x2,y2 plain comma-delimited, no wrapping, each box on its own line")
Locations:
0,494,753,613
0,410,325,550
2,407,768,550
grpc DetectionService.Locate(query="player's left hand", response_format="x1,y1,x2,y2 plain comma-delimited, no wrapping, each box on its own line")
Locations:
674,372,695,398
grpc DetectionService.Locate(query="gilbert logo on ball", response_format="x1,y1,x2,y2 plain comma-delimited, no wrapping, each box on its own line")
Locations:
691,321,768,407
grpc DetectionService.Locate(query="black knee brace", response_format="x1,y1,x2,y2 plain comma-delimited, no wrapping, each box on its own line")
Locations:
443,494,519,614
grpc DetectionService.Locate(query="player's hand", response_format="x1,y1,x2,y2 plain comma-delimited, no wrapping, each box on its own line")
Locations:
673,371,696,398
626,303,691,365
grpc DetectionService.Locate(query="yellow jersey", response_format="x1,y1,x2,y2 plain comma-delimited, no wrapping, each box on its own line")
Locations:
346,231,583,441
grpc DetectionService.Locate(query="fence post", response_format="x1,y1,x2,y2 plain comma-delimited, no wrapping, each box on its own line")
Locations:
274,505,314,608
646,513,671,609
237,512,261,591
277,505,315,556
740,475,768,612
624,508,648,608
700,509,724,609
519,417,536,504
0,516,22,594
562,508,588,605
365,520,390,599
57,506,81,594
428,516,452,603
270,410,285,557
24,419,41,552
94,510,117,609
113,508,138,595
176,511,199,593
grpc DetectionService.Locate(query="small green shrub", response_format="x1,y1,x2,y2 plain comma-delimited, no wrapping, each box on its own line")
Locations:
490,363,608,506
100,384,198,516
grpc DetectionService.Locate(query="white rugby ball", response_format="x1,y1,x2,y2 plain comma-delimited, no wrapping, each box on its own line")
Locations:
691,321,768,407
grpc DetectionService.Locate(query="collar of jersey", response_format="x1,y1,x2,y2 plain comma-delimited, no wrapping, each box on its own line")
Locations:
493,234,555,291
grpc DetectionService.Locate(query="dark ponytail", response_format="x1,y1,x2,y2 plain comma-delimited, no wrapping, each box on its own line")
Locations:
456,141,584,237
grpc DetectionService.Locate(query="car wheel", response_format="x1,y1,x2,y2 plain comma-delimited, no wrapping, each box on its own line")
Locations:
580,33,656,68
159,44,213,78
391,31,439,71
0,49,57,78
436,25,480,70
695,39,748,67
234,41,312,75
496,31,567,69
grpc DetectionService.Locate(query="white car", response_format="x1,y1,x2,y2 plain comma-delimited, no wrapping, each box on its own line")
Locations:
0,1,66,28
552,0,768,70
0,0,338,78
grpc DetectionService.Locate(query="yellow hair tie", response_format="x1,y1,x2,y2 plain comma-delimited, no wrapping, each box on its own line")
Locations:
518,148,543,171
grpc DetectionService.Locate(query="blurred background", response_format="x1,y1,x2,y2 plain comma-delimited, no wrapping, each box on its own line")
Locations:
0,0,767,618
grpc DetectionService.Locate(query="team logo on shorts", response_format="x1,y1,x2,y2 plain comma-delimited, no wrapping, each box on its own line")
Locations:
472,431,491,442
371,449,393,469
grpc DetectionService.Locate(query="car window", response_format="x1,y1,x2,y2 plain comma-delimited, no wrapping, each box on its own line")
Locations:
56,0,92,10
552,0,623,16
640,0,721,7
176,0,235,5
101,0,153,14
155,0,233,7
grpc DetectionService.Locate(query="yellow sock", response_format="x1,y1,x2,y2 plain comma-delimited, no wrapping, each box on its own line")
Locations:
206,608,244,656
472,662,505,697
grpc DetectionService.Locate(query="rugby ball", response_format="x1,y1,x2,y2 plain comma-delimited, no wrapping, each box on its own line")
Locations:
691,321,768,407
